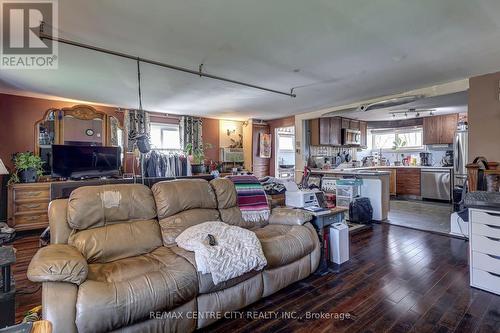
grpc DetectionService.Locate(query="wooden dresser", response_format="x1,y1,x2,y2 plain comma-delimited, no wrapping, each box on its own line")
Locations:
7,183,51,231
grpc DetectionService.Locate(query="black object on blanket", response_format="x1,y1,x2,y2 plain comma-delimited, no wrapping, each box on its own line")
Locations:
207,234,217,246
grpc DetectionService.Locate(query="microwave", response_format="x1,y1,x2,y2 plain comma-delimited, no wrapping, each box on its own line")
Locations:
342,129,361,146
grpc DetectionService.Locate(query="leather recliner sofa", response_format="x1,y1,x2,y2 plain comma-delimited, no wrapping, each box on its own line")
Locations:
27,179,320,332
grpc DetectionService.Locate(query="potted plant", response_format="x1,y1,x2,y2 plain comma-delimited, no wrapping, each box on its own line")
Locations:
9,152,44,184
184,142,212,174
392,137,407,166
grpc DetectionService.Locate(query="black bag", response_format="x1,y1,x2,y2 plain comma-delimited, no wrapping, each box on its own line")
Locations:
349,197,373,224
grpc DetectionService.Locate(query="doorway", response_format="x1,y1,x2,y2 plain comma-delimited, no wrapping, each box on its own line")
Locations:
275,126,295,179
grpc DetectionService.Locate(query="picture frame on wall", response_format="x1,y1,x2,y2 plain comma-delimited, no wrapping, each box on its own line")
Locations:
259,133,271,158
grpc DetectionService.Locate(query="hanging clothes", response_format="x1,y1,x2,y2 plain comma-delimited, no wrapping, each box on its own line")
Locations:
142,151,190,178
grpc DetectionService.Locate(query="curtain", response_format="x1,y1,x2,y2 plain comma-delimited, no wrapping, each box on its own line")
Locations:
125,109,150,152
180,116,203,151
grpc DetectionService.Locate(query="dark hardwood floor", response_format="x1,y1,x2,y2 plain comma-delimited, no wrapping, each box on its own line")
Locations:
203,224,499,333
10,224,500,332
10,231,43,323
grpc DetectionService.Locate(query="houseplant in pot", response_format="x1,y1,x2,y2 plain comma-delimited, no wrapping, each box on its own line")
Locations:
185,142,212,174
392,137,407,166
9,152,44,184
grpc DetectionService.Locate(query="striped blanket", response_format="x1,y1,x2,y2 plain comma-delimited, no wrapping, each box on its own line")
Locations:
227,175,270,223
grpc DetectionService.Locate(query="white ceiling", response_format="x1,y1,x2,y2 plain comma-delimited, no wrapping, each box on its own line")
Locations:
1,0,500,120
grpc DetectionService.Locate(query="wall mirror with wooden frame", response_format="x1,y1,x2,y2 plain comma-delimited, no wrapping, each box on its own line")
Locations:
34,105,125,175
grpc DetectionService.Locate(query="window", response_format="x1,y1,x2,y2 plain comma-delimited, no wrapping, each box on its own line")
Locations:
278,135,294,151
371,127,423,151
150,123,181,150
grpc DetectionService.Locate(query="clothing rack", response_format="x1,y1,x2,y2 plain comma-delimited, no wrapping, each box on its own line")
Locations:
143,150,192,178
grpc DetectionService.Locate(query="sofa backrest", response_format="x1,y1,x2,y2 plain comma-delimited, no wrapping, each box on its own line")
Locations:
50,184,163,264
209,178,267,228
151,179,220,246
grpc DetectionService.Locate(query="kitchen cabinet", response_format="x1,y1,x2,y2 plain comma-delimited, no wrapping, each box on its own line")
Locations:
329,117,342,146
375,168,396,195
310,118,330,146
423,114,458,145
309,117,341,146
310,116,365,147
349,120,360,130
396,168,421,196
341,118,350,129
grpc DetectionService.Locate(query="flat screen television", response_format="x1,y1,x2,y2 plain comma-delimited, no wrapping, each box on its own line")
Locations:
51,145,121,179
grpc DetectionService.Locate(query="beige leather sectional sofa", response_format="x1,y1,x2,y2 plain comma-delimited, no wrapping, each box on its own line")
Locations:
27,179,320,333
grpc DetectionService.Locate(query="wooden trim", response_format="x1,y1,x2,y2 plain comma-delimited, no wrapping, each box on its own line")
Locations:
61,104,104,120
466,163,480,192
33,108,59,156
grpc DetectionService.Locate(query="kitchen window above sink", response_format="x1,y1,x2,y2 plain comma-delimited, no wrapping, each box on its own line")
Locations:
371,127,423,151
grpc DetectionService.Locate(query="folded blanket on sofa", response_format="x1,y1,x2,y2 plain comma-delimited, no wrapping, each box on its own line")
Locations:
227,175,270,223
175,221,267,284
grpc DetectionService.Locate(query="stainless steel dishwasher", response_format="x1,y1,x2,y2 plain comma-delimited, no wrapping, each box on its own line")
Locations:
420,168,451,201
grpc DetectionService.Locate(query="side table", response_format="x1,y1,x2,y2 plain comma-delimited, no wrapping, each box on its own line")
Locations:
303,207,348,275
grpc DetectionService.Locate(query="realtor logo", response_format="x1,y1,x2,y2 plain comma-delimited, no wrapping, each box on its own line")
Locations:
1,0,58,69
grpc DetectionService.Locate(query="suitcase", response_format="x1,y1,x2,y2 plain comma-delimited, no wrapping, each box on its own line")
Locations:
349,197,373,224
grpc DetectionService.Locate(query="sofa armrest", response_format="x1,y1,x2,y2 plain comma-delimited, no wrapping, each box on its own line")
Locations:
268,208,313,226
28,244,88,285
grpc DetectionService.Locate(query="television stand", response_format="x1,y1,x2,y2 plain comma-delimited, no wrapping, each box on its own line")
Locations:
70,176,102,181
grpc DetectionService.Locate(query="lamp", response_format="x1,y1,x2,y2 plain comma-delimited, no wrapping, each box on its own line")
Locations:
0,159,8,176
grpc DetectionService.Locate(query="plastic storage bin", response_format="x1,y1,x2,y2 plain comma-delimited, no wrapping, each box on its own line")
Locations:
336,196,352,208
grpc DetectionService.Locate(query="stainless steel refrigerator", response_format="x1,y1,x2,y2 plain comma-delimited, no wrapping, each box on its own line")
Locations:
453,130,468,187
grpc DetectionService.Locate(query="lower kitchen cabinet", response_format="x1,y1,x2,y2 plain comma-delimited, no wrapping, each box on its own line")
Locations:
396,168,421,196
375,168,397,195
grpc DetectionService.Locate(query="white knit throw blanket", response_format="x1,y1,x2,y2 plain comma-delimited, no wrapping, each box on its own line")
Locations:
176,221,267,284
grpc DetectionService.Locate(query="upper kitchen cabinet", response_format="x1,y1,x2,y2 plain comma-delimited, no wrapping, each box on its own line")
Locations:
310,116,366,147
423,114,458,145
310,117,342,146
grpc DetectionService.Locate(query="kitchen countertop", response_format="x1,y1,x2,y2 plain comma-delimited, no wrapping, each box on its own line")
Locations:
310,169,391,176
309,165,453,176
348,165,453,170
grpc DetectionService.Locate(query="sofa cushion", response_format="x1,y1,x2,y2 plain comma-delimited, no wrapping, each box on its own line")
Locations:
218,206,249,227
210,178,238,209
159,209,220,247
76,247,198,333
170,246,261,294
254,223,316,268
67,184,157,230
152,179,217,219
68,219,162,263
